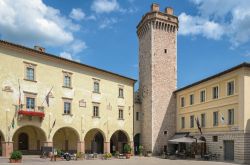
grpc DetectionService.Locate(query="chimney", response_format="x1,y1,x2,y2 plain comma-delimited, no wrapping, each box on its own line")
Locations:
165,7,174,15
151,3,160,12
34,46,45,53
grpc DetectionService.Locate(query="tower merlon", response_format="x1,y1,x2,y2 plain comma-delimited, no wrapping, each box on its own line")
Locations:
136,4,178,38
165,7,174,15
151,3,160,12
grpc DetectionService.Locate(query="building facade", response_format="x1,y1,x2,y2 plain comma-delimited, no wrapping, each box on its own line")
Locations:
136,3,178,154
175,63,250,164
0,41,135,157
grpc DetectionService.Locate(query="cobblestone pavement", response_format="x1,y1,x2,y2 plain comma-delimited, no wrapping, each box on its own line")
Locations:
0,156,238,165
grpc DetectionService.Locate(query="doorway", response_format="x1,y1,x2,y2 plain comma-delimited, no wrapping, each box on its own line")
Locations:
18,133,29,150
224,140,234,161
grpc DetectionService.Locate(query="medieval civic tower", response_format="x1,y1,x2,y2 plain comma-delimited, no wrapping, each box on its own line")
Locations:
136,3,178,154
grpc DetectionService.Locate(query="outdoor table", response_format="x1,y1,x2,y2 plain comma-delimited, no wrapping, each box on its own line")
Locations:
204,154,211,160
118,154,126,159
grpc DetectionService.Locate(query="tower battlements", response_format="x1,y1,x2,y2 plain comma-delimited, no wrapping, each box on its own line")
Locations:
137,3,178,39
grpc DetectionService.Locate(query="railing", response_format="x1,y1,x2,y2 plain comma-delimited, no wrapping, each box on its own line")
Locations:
17,104,45,112
18,105,45,118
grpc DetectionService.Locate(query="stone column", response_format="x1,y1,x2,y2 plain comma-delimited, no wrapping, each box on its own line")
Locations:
104,142,110,153
43,141,53,147
2,141,13,157
130,141,134,155
77,141,85,153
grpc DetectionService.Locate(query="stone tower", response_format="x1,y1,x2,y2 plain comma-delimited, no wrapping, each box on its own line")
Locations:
137,3,178,154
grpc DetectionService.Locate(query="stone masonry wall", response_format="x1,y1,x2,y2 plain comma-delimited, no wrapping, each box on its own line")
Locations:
138,23,153,151
152,23,177,154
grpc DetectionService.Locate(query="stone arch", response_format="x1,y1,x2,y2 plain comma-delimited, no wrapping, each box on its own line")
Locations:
0,130,5,156
110,130,130,154
84,128,106,154
0,130,5,142
53,127,80,153
12,125,47,154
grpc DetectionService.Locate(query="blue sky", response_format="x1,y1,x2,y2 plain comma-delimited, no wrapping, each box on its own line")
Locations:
0,0,250,89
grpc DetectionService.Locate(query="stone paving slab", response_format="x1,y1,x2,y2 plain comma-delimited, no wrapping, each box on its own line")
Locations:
0,156,239,165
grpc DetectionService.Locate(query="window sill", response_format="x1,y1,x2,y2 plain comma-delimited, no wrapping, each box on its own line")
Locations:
24,78,37,83
118,118,124,120
93,91,101,94
62,113,73,116
118,96,124,99
62,86,73,89
92,116,100,119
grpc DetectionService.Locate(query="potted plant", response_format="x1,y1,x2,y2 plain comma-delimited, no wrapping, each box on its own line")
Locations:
138,145,143,156
55,149,63,161
76,152,85,160
145,151,152,157
9,151,22,163
114,151,120,158
103,153,112,160
123,144,132,159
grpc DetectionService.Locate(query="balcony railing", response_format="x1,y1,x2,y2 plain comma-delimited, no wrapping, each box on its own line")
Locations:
18,105,45,118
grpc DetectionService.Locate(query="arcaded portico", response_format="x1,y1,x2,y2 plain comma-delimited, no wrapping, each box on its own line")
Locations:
0,40,135,157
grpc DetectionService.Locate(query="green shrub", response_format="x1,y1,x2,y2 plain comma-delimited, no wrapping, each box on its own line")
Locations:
114,151,119,157
138,145,143,155
103,153,112,159
10,151,22,160
56,149,62,156
123,144,131,154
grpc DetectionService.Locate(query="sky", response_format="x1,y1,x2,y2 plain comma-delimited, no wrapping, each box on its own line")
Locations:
0,0,250,89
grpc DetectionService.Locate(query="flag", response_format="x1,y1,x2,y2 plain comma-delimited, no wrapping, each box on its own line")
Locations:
52,119,56,128
18,79,22,111
220,112,225,124
45,93,50,107
11,118,15,128
44,86,53,107
195,117,202,135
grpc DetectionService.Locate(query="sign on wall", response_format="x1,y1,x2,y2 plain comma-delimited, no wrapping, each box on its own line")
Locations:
79,99,86,108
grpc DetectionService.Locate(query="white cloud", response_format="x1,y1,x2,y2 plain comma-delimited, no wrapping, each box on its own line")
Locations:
0,0,88,62
91,0,120,13
69,40,87,54
179,0,250,47
60,52,73,60
99,18,118,29
70,8,85,21
0,0,80,46
179,13,224,40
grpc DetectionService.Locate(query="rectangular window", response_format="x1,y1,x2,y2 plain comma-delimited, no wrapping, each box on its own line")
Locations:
227,81,235,96
181,117,185,129
190,94,194,105
228,109,234,125
181,97,185,107
118,109,124,119
136,112,140,121
93,106,99,117
201,113,206,127
212,86,219,99
64,102,71,114
213,111,219,126
190,115,194,128
212,136,218,142
200,90,206,103
118,88,124,98
26,67,35,81
94,82,100,93
64,75,71,88
26,97,35,110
